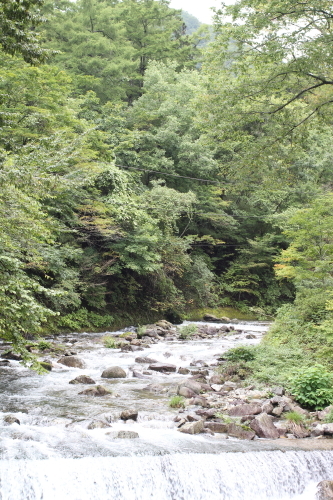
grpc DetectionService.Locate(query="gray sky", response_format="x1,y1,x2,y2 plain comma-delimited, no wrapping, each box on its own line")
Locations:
169,0,224,24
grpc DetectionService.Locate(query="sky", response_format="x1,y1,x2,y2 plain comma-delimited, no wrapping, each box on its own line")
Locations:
169,0,224,24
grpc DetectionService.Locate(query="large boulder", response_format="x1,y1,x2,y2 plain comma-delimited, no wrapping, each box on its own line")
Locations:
101,366,126,378
178,386,196,398
318,406,333,421
178,420,204,435
204,422,228,433
69,375,96,385
120,409,138,421
148,362,177,373
250,412,280,439
228,404,262,417
203,314,220,322
317,481,333,500
79,385,111,396
58,356,86,369
180,379,202,394
227,423,255,440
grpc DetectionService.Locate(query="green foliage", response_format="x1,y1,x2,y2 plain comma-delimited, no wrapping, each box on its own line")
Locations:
225,345,256,362
57,309,113,332
37,340,52,351
103,336,120,349
169,395,185,408
178,323,198,340
284,412,305,425
290,365,333,410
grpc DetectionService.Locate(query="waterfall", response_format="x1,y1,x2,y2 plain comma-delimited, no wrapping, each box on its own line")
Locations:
1,450,332,500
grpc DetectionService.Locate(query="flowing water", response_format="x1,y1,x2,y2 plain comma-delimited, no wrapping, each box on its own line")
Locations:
0,321,332,499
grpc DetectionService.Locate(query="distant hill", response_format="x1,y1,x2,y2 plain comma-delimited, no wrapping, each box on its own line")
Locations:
181,11,202,34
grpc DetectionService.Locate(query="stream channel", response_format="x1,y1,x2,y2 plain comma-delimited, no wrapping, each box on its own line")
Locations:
0,320,333,499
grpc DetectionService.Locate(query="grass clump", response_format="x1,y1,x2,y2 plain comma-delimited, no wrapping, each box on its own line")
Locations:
103,336,120,349
169,396,185,408
284,411,305,425
179,324,198,340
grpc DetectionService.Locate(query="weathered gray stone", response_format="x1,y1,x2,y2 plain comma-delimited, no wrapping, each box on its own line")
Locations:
227,423,255,440
204,422,228,433
40,361,52,371
132,370,150,379
190,396,209,407
250,412,280,439
318,406,333,421
120,409,138,421
178,386,196,398
148,362,177,373
211,384,223,392
272,405,284,417
4,415,20,425
209,374,224,385
203,314,220,322
101,366,126,378
181,379,202,394
135,357,157,364
272,386,285,396
87,420,110,429
69,375,96,385
262,402,274,414
228,404,262,417
79,385,111,396
178,420,204,434
58,356,86,369
178,367,190,375
317,481,333,500
116,430,139,439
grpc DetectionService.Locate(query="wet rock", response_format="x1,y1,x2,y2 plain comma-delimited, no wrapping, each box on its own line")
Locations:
228,404,262,417
135,357,157,364
1,351,22,361
203,314,220,322
120,409,138,421
178,367,190,375
178,419,204,434
195,408,217,419
250,412,280,439
178,386,196,398
190,396,209,408
101,366,126,378
148,362,177,373
227,423,255,440
69,375,96,385
40,361,52,371
190,360,208,367
209,375,224,385
87,420,110,429
186,414,200,422
130,339,141,346
143,383,167,394
181,379,202,394
262,402,274,414
163,352,172,358
4,415,20,425
79,385,111,396
312,423,333,437
155,320,173,330
245,334,256,339
58,356,86,369
317,481,333,500
132,370,150,379
204,422,228,433
0,360,10,366
116,430,139,439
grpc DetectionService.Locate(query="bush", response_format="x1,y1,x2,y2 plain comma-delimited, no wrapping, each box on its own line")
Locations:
179,324,198,340
169,396,185,408
225,345,256,362
284,411,305,424
103,336,120,349
290,364,333,410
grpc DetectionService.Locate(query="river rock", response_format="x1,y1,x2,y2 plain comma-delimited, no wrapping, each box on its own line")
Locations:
132,370,150,379
272,405,284,417
79,385,111,396
1,351,22,361
143,383,167,393
4,415,20,425
317,481,333,500
101,366,126,378
228,404,262,417
116,430,139,439
155,320,173,329
120,409,138,421
148,362,177,373
135,357,157,364
211,384,224,392
227,423,255,440
312,423,333,437
178,386,196,398
58,356,86,369
203,314,220,322
262,402,274,414
190,396,209,407
40,361,52,371
272,386,285,396
250,412,280,439
204,422,228,433
87,420,110,429
209,375,224,385
181,379,202,394
69,375,96,385
178,367,190,375
178,419,204,434
0,360,10,366
318,406,333,421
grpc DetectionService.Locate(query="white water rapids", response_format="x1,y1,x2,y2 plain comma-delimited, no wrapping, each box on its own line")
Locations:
0,321,332,499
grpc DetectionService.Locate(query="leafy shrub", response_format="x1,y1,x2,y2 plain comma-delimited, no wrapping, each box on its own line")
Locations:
57,308,114,332
284,411,305,424
103,336,120,349
290,364,333,410
179,324,198,340
37,340,52,351
169,396,185,408
136,326,147,338
225,345,256,362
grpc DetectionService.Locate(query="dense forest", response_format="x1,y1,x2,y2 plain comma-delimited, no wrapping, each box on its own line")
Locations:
1,0,333,376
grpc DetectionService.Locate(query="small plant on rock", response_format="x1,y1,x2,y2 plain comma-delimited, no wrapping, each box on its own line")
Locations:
136,326,147,338
225,345,256,362
179,324,198,340
169,396,185,408
324,407,333,423
284,411,305,425
103,336,120,349
290,364,333,410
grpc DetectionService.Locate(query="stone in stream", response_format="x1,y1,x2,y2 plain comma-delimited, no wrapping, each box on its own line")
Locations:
132,370,150,379
317,481,333,500
227,423,255,440
101,366,126,378
87,420,110,429
250,412,280,439
190,396,209,408
69,375,96,385
116,430,139,439
142,383,167,394
148,362,177,373
79,385,111,396
180,379,202,395
4,415,20,425
209,374,224,385
57,356,86,369
312,423,333,437
134,357,157,364
0,360,10,366
203,314,221,322
204,422,228,433
318,405,333,421
178,367,190,375
228,404,262,417
120,409,138,421
178,419,204,434
40,361,52,371
178,386,196,398
1,351,22,361
211,384,223,392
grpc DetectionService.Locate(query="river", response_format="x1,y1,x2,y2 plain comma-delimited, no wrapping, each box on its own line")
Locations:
0,320,332,499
